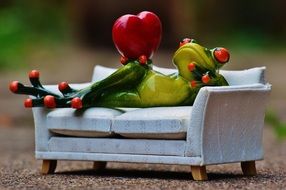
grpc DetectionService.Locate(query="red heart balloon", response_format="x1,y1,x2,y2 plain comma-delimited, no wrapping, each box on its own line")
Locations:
112,11,162,59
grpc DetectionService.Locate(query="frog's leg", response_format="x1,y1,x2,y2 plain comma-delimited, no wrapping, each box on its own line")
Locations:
94,89,143,108
97,88,198,108
10,63,148,109
76,62,148,107
9,71,66,107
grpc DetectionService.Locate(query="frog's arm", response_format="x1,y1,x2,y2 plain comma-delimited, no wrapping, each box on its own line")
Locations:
9,62,148,108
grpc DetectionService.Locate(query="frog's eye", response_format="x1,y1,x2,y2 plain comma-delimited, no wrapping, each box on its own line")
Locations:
179,38,197,47
213,47,230,64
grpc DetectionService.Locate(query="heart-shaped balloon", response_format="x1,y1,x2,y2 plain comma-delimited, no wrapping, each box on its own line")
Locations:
112,11,162,59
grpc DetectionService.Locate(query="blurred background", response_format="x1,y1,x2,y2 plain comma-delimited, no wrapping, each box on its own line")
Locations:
0,0,286,138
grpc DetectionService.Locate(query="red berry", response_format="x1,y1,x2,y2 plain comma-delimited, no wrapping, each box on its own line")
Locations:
71,97,82,109
179,38,191,47
202,74,210,84
9,81,19,93
139,55,147,65
24,98,33,108
44,95,56,108
190,80,197,88
120,56,129,65
58,82,69,91
188,62,196,72
29,70,40,78
214,48,230,64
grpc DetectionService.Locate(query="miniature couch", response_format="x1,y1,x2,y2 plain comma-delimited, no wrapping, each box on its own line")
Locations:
32,65,271,180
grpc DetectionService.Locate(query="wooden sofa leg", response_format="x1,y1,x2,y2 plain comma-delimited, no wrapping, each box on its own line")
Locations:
241,161,257,176
191,166,208,181
93,161,107,170
42,160,57,175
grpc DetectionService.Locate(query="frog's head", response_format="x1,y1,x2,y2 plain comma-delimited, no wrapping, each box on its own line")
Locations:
173,38,230,81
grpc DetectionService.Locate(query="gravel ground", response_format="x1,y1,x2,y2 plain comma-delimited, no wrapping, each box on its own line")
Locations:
0,126,285,190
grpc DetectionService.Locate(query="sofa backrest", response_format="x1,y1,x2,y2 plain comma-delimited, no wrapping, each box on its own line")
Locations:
92,65,117,82
219,67,266,85
92,65,266,85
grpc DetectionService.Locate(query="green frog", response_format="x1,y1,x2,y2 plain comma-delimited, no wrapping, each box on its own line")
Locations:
9,38,230,109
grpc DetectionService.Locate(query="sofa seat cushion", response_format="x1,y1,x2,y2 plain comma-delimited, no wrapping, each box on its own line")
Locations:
112,107,192,140
47,106,192,140
47,108,123,137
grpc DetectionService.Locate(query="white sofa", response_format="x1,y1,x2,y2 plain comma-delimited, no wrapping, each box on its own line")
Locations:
33,65,271,180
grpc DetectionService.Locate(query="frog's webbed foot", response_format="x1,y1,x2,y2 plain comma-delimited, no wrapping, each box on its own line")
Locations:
9,70,84,109
188,63,228,88
22,96,79,109
187,62,215,88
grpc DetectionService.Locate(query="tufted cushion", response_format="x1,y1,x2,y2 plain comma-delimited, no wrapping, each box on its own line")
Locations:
47,108,123,137
112,107,192,139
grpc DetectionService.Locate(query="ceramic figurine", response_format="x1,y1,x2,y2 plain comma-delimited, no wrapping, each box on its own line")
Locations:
9,11,229,109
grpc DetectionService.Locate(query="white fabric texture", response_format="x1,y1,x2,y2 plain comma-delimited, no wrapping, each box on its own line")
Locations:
36,151,203,165
47,107,192,139
47,108,123,137
113,107,192,139
48,137,186,156
201,85,270,164
92,65,117,82
220,67,266,85
185,84,271,162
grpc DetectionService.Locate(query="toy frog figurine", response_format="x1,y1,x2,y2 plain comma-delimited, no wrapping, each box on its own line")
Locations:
9,11,230,109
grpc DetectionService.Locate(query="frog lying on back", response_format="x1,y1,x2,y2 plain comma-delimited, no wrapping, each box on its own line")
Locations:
9,12,230,109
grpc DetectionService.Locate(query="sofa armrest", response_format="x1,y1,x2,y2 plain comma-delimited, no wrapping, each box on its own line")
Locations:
32,82,91,153
32,107,52,152
185,84,271,165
